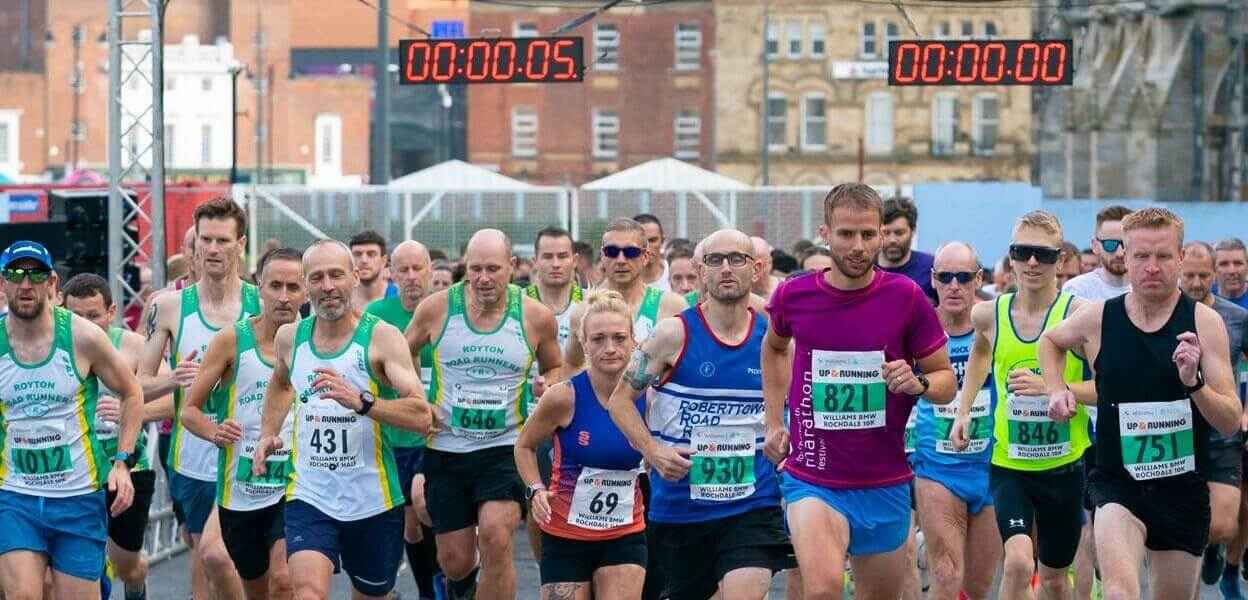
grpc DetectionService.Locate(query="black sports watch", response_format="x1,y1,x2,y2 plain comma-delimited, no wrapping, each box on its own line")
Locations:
1185,369,1206,396
355,391,376,416
525,483,546,502
914,373,931,397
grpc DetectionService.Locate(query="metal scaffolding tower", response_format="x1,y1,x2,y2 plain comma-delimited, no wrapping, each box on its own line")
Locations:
107,0,166,322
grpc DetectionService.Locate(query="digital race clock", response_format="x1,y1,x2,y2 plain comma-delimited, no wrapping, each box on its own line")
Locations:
888,40,1074,86
399,37,584,85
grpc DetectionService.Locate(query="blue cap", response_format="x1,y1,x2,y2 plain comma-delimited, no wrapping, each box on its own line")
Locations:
0,241,54,270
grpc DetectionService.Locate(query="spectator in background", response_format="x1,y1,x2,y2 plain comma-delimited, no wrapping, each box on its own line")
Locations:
981,256,1014,296
664,237,694,257
750,237,781,299
514,257,534,287
123,265,154,330
877,196,937,300
790,239,815,259
1057,241,1082,289
429,248,448,262
349,229,391,307
166,254,190,284
799,246,833,272
573,240,601,288
1063,205,1132,300
772,250,798,276
451,260,467,284
666,246,698,295
633,213,670,291
431,263,454,291
1079,247,1098,274
1215,238,1248,309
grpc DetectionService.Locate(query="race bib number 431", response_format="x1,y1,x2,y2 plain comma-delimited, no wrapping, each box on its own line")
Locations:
811,350,886,431
1119,400,1195,481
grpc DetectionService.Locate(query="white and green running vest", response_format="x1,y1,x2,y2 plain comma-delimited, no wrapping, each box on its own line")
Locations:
288,313,404,521
633,287,664,344
216,319,293,511
429,283,534,453
0,307,108,497
169,282,260,481
526,284,583,351
95,327,150,472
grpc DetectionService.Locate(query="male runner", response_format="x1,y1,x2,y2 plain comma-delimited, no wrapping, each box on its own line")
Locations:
0,241,142,599
666,247,698,296
1041,207,1241,600
61,274,154,600
140,197,257,600
953,210,1093,600
750,236,781,299
253,239,432,600
1215,238,1248,310
877,196,936,301
1178,241,1248,598
406,229,562,600
607,228,795,600
180,248,305,600
350,230,390,308
917,242,1002,600
1057,242,1082,290
634,214,670,291
762,183,957,600
364,240,441,600
1063,205,1132,300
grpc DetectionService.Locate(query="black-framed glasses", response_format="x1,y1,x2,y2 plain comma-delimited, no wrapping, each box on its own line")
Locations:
703,252,752,268
1096,238,1124,253
933,271,977,285
2,267,51,284
602,245,644,260
1008,244,1062,265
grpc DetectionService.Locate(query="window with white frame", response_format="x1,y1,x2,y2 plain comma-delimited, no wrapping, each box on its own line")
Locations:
960,20,974,38
200,124,213,166
860,22,877,58
511,107,537,157
972,94,999,155
865,92,894,155
801,93,827,151
809,22,826,57
673,110,701,160
765,21,779,58
931,94,957,156
786,20,802,58
984,21,998,38
884,22,900,51
592,109,619,159
934,21,951,39
513,22,538,37
314,113,342,176
675,23,701,70
594,24,619,70
766,93,787,152
0,111,17,170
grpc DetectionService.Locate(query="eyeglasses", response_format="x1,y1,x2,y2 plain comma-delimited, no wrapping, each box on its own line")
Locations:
933,271,977,285
2,267,51,284
703,252,752,268
602,245,644,260
1096,238,1124,253
1008,244,1062,265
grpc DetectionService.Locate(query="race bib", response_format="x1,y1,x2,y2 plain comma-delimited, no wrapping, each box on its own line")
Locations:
298,403,364,472
935,390,992,454
450,385,509,439
811,350,886,431
689,427,756,501
567,467,637,530
1006,394,1071,459
1119,400,1195,481
9,419,72,477
904,409,917,454
236,439,292,488
1086,405,1099,434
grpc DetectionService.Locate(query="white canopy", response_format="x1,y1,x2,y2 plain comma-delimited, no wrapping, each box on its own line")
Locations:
581,158,749,192
388,160,535,190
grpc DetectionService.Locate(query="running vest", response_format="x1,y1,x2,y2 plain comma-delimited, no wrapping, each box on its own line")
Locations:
0,307,107,497
216,319,293,511
1094,294,1209,483
544,371,645,541
526,284,584,351
169,282,261,481
364,296,432,449
96,327,149,471
684,291,700,307
428,283,534,453
633,287,664,344
915,330,995,466
990,292,1090,471
649,306,779,523
288,313,404,520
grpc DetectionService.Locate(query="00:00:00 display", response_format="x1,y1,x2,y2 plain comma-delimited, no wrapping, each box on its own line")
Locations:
891,41,1069,84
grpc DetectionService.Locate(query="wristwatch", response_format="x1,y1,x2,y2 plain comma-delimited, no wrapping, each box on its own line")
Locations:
525,483,546,502
355,391,375,416
1185,369,1206,396
914,373,931,396
113,451,137,470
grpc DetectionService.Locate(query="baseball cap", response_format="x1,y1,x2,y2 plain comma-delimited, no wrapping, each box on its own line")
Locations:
0,241,54,270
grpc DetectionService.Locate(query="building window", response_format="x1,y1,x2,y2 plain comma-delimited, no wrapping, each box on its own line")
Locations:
592,109,619,159
513,22,538,37
972,94,999,155
860,22,877,58
766,93,787,152
314,113,342,176
934,21,951,39
810,22,826,57
984,21,998,38
675,23,701,70
594,24,619,71
931,94,957,156
884,22,900,51
511,107,537,157
200,124,213,166
865,92,894,155
786,20,802,58
960,20,974,39
801,93,827,152
674,110,701,160
765,22,779,58
164,123,176,166
0,111,17,169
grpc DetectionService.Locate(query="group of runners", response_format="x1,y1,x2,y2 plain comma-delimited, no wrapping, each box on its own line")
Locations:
0,187,1247,600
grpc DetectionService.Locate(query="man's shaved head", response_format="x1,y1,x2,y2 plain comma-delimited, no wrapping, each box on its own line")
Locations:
392,240,431,265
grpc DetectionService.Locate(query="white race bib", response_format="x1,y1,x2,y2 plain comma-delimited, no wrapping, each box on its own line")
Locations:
810,350,886,431
1006,394,1071,459
297,402,365,472
689,427,756,501
8,418,73,477
935,390,991,454
1118,400,1195,481
567,467,638,530
448,384,509,439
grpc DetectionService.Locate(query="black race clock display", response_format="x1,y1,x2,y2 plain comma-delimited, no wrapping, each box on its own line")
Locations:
888,40,1074,86
399,37,584,85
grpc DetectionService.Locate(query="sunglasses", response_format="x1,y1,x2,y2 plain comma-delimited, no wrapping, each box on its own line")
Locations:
703,252,752,268
2,267,51,284
1008,244,1062,265
933,271,977,285
602,245,644,260
1096,238,1124,253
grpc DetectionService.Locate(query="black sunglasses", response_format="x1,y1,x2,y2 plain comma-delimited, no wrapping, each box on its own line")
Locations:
933,271,977,285
1096,238,1123,253
2,267,51,284
1008,244,1062,265
602,245,644,260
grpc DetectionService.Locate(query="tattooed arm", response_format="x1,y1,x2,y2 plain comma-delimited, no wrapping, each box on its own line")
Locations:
606,316,689,480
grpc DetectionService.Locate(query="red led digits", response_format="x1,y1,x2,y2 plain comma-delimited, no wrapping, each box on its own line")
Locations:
404,41,431,82
920,43,946,83
887,39,1071,85
399,37,584,84
464,40,490,81
1014,42,1041,83
492,40,517,80
954,42,981,84
553,39,578,80
431,41,456,82
893,42,921,84
1041,42,1067,83
981,42,1007,83
526,40,551,80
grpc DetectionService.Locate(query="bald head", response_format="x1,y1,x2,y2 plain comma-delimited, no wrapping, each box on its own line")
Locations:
392,240,431,265
304,239,354,271
391,240,432,307
465,229,512,262
933,241,979,272
703,229,753,255
1182,241,1215,270
463,229,514,306
750,236,771,259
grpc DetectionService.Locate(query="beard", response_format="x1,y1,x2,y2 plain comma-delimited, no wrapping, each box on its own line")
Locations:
707,280,749,302
9,295,44,320
832,250,876,279
312,294,349,321
882,242,909,262
1103,257,1127,276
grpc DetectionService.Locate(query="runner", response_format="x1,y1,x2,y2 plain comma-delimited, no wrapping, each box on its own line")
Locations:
61,274,154,600
666,247,698,297
1178,241,1248,599
179,247,305,600
405,229,562,600
0,240,142,599
917,242,1002,600
607,228,795,600
762,184,957,599
953,210,1093,600
877,196,937,301
252,239,432,600
750,236,781,300
516,289,647,600
1041,207,1241,599
634,214,670,291
364,240,441,600
1215,238,1248,309
350,230,391,308
1057,242,1082,290
139,197,258,600
798,247,832,273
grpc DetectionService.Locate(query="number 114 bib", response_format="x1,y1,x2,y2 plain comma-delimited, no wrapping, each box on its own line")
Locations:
811,350,886,430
